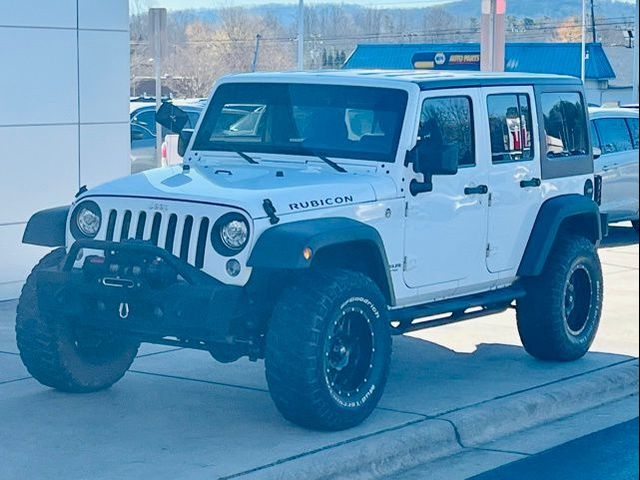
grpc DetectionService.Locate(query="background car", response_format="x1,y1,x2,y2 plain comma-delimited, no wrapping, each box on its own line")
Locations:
130,98,206,173
589,106,639,232
130,123,157,174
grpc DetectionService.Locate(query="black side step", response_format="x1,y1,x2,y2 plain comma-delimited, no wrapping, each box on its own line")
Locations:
389,285,526,335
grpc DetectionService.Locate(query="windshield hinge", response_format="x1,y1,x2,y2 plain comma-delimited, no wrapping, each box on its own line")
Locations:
262,199,280,225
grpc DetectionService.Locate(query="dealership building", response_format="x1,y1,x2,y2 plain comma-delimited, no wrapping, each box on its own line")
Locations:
0,0,130,300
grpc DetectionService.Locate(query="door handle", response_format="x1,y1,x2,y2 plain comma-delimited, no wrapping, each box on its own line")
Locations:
464,185,489,195
520,178,541,188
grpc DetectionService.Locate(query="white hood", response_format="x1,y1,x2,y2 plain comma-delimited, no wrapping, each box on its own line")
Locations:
84,161,399,219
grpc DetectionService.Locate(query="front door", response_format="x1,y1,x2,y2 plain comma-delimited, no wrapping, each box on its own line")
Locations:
403,89,490,295
482,86,543,274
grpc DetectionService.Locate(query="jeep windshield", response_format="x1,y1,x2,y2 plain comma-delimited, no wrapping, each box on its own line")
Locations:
192,83,408,163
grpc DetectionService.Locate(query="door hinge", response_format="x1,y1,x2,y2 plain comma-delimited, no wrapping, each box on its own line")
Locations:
486,243,492,258
488,192,493,207
403,256,408,271
404,202,409,217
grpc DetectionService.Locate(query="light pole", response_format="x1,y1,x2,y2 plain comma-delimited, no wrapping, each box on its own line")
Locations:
581,0,587,84
297,0,304,70
634,0,639,103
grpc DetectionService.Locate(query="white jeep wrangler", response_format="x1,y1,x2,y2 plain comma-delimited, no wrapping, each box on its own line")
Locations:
19,71,606,431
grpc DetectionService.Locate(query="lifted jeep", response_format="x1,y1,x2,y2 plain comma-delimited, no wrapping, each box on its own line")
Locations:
19,71,606,431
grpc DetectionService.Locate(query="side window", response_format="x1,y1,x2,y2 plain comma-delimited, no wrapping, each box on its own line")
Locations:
541,92,589,159
594,118,634,153
130,124,154,141
186,111,201,129
420,96,475,167
487,94,534,163
625,117,639,149
132,109,156,130
589,121,601,150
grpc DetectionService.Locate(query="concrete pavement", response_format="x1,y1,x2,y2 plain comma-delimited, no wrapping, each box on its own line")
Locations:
0,225,637,479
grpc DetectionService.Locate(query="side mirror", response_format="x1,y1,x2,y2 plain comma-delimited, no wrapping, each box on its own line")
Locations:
413,142,459,176
156,102,189,134
178,129,194,158
593,146,602,160
410,142,459,195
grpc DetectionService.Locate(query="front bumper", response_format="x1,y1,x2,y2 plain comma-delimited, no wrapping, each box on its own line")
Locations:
35,239,244,344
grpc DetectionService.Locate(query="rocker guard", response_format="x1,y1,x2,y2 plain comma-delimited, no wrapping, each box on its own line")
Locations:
35,240,244,343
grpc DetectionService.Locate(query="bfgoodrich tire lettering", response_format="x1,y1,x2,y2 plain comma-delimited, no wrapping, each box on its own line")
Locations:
16,248,139,392
516,235,603,361
265,269,392,430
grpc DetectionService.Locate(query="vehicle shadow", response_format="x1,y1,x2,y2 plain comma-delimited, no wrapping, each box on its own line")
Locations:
601,224,639,249
381,335,634,417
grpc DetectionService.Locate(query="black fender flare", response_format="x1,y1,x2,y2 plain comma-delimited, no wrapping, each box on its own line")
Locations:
248,217,394,303
518,194,602,277
22,206,69,247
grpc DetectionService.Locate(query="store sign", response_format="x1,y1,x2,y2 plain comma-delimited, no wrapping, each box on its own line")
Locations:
412,51,481,70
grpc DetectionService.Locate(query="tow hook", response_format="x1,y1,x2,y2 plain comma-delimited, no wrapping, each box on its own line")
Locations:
118,302,130,319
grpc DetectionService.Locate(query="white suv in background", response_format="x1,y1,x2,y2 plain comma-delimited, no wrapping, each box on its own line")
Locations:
589,107,639,232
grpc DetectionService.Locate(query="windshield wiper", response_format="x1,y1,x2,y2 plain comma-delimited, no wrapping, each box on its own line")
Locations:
318,155,347,173
307,152,347,173
235,150,258,164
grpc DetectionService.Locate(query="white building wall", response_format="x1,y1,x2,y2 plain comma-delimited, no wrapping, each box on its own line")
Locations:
0,0,130,300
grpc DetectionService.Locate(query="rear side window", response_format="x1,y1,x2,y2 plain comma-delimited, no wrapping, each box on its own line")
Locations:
420,96,475,167
487,94,534,163
541,92,589,159
594,118,634,153
626,117,639,149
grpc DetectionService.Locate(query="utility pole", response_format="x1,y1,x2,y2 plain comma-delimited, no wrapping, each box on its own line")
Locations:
297,0,304,70
252,34,262,72
581,0,587,83
589,0,597,43
480,0,506,72
633,0,639,103
149,8,167,167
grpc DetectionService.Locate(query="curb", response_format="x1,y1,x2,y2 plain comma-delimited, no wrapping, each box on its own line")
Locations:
234,359,639,480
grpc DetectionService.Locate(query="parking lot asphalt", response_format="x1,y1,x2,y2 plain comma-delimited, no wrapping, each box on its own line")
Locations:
0,225,637,480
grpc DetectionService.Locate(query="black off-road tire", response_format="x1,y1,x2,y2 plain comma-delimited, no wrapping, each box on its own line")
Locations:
265,269,392,431
516,235,603,361
16,248,139,392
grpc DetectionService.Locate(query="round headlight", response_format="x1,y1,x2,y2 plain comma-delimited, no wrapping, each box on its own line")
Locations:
212,213,250,256
71,201,102,239
221,220,248,250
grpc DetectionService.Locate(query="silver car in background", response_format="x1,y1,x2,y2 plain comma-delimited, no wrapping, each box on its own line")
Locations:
589,106,639,232
130,98,205,173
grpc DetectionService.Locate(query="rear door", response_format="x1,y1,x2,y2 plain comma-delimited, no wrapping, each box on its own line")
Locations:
482,86,543,274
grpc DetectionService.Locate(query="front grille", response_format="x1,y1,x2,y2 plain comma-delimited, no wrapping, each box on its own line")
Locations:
104,209,211,269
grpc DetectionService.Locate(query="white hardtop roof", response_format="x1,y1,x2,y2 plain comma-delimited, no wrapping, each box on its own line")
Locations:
223,70,581,89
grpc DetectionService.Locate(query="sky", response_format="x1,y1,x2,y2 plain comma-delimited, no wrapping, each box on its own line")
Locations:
143,0,458,10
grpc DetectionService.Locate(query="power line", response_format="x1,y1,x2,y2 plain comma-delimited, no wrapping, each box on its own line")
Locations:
129,17,634,46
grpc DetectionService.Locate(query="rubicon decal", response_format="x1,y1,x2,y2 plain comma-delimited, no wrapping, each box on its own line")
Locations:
289,195,354,211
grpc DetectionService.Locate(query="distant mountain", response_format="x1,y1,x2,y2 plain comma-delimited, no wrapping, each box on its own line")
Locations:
441,0,634,19
170,0,635,24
